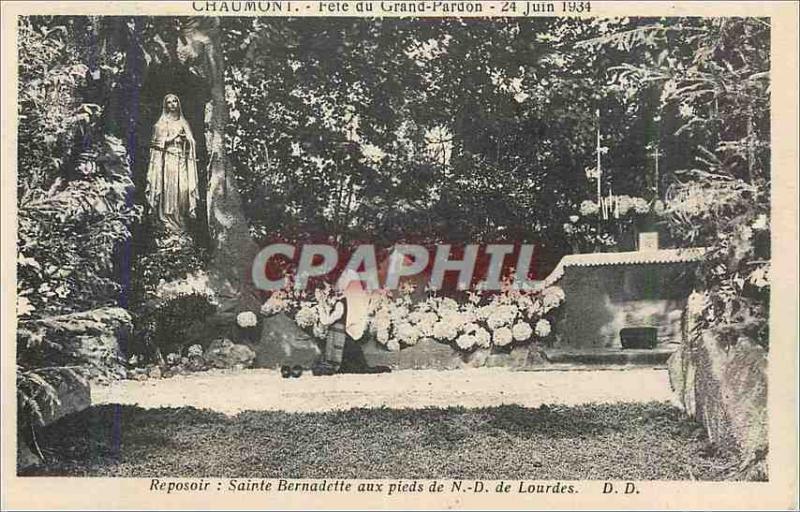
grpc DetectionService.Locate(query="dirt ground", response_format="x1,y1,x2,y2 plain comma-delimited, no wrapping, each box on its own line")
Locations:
92,367,674,414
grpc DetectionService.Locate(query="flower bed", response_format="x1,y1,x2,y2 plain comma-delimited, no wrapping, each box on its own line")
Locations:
258,278,565,356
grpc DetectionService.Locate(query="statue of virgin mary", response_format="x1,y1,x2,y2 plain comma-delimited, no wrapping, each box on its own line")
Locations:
145,93,199,232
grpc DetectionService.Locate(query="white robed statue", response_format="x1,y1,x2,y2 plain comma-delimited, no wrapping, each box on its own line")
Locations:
145,93,199,232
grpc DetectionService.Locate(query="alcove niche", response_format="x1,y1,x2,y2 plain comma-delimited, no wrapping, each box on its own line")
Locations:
133,62,212,244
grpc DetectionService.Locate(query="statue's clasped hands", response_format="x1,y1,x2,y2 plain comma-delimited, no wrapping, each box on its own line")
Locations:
170,127,186,143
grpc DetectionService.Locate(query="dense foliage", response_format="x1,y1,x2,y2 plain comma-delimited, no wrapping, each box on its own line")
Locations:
581,17,771,347
16,17,142,438
222,17,771,346
16,15,772,445
222,18,681,270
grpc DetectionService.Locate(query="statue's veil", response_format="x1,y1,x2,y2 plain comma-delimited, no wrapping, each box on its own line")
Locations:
156,93,195,142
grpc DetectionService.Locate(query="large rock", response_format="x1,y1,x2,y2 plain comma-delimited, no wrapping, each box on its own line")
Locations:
43,377,91,425
668,302,768,480
251,313,322,368
204,338,256,369
18,376,91,471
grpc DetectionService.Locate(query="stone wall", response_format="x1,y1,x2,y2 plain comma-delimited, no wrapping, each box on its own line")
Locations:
668,294,768,480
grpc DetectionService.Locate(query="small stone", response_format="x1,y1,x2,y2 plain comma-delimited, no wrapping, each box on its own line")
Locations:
188,355,205,371
135,373,148,381
147,367,162,379
232,363,244,371
204,338,255,369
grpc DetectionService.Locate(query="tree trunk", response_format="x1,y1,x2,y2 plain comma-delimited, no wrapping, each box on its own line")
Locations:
180,18,261,317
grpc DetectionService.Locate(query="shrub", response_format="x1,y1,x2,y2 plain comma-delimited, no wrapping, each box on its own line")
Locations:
133,293,218,362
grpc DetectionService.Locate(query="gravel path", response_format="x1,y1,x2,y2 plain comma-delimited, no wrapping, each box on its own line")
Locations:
92,367,674,414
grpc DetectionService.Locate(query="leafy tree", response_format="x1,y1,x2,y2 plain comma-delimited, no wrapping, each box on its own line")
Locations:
581,17,771,347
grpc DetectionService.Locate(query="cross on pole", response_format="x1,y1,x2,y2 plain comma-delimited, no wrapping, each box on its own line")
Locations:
650,144,663,198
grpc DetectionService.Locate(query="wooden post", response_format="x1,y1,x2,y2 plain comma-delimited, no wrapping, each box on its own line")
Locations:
596,109,602,217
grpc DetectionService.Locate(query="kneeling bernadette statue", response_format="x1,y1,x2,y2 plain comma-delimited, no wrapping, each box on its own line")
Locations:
314,270,372,375
145,93,199,232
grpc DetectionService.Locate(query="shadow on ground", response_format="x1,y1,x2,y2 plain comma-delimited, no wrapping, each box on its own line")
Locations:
20,402,740,480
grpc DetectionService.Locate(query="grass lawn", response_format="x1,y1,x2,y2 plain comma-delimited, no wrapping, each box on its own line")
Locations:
21,402,737,480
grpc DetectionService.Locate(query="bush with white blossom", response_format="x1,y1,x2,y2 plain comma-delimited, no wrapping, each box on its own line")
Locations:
259,274,563,352
535,318,552,338
512,321,533,342
236,311,258,328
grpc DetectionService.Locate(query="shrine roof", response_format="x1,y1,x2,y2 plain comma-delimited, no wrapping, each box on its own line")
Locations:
542,247,706,288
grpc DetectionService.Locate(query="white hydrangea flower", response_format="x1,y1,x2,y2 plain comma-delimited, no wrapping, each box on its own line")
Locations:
456,333,476,350
476,303,495,321
541,286,565,313
295,306,316,328
516,294,533,312
474,327,491,348
534,318,552,338
187,344,203,357
616,195,633,216
512,321,533,342
377,327,391,345
396,322,421,346
460,304,478,324
433,320,458,341
416,300,433,313
441,310,466,329
462,322,480,334
493,326,513,347
437,297,459,312
236,311,258,328
417,312,439,337
408,310,424,324
389,304,409,323
487,304,517,330
632,197,650,214
371,308,392,337
526,298,543,317
580,200,599,216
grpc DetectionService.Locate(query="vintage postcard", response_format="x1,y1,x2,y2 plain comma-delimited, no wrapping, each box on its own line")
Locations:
1,1,797,510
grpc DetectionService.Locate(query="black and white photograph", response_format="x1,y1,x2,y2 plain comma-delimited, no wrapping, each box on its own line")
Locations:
2,1,797,510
